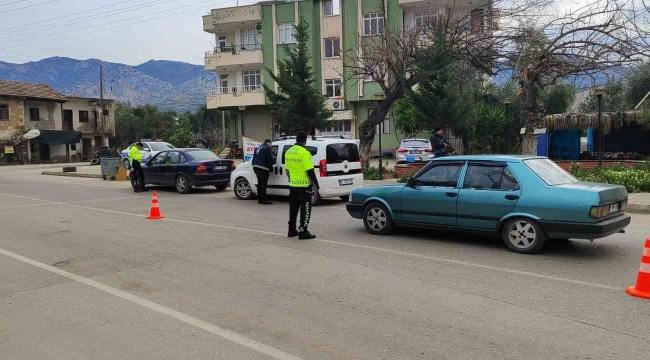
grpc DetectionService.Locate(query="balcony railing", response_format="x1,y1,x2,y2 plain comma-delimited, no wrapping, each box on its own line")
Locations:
204,43,262,58
207,85,264,96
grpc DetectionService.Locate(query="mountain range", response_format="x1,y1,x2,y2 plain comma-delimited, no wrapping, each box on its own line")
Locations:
0,57,216,113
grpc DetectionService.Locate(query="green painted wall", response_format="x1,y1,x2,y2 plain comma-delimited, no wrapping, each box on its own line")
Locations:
362,0,383,14
342,0,360,103
275,2,295,23
298,0,322,95
262,5,275,94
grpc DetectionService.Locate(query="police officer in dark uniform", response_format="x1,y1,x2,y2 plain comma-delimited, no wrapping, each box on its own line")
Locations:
252,139,273,205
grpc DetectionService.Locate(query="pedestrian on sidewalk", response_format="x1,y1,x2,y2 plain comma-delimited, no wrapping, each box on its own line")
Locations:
285,132,319,240
431,127,448,158
252,139,273,205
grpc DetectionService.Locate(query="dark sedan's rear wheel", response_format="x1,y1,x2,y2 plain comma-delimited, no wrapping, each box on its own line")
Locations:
502,217,547,254
175,175,191,194
234,178,254,200
363,203,394,235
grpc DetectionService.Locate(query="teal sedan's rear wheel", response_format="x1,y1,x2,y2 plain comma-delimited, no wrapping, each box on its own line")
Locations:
503,218,547,254
363,203,394,235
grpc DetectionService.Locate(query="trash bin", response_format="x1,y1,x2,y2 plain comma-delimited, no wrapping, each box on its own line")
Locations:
100,157,122,180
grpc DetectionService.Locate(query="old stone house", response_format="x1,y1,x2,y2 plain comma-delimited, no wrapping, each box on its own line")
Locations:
0,80,115,164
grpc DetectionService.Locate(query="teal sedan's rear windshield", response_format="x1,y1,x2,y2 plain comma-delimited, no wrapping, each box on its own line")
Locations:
523,158,579,186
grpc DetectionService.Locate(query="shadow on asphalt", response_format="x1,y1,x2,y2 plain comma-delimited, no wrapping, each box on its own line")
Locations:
349,226,623,259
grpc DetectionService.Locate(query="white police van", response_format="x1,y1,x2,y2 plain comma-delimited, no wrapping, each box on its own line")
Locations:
230,136,363,205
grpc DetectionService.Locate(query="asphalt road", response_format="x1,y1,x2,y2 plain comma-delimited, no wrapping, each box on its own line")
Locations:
1,165,649,360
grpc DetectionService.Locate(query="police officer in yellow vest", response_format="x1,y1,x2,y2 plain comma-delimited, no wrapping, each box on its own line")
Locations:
285,131,319,239
129,142,147,193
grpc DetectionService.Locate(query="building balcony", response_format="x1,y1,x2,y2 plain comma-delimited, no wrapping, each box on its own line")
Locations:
206,87,266,109
399,0,489,7
203,5,262,33
204,44,263,71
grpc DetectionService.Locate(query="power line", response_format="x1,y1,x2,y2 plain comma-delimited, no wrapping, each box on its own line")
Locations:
0,0,134,32
0,0,60,14
0,0,30,7
1,0,176,38
0,0,225,46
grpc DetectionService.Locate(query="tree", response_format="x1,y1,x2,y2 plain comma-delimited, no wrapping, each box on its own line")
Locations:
467,103,506,154
503,0,649,154
626,61,650,108
264,17,331,135
542,83,577,114
581,79,631,113
114,103,176,148
393,98,426,139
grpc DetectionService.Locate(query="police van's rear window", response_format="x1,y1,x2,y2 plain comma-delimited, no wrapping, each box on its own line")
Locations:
326,143,360,164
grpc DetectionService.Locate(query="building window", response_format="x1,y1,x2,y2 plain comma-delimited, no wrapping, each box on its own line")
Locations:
321,120,352,134
414,9,438,29
323,0,340,16
216,35,228,52
29,108,39,121
278,23,295,44
325,79,342,98
242,29,259,50
324,37,340,58
243,70,262,91
0,104,8,120
79,110,89,122
363,12,384,36
471,8,485,33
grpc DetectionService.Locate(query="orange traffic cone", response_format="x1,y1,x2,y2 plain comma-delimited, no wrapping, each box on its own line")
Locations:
146,191,165,220
626,239,650,299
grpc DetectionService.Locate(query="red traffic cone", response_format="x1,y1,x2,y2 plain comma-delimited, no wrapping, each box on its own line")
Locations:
146,191,165,220
626,239,650,299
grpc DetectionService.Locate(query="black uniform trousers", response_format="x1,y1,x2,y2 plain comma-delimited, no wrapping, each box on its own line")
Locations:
131,160,146,192
254,168,270,204
288,187,313,232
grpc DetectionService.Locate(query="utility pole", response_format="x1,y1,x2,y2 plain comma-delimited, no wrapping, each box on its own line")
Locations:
222,110,226,149
99,64,104,143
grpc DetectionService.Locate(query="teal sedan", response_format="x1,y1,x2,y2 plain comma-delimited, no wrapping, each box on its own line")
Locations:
346,156,631,254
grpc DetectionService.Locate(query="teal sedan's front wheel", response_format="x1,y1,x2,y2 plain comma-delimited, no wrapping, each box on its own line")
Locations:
503,218,547,254
363,203,394,235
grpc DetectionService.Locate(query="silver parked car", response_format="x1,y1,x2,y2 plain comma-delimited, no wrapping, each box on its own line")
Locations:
396,139,434,164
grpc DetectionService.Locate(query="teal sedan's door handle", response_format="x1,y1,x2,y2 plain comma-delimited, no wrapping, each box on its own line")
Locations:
505,194,519,200
446,192,457,198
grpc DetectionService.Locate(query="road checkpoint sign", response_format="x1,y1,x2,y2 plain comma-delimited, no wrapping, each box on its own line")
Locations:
243,137,262,162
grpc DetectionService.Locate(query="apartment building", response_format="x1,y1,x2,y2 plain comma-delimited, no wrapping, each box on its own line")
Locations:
203,0,490,152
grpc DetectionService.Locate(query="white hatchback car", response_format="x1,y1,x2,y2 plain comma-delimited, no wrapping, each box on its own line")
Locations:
120,141,175,168
230,137,363,204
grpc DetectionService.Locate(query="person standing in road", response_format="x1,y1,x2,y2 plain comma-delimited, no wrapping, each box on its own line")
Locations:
431,127,448,158
252,139,274,205
129,142,147,193
285,132,319,240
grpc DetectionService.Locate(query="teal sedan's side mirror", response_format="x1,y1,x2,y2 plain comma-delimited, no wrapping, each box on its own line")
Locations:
406,177,415,187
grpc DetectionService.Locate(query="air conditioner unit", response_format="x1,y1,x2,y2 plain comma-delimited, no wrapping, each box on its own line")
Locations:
255,23,262,32
332,100,345,110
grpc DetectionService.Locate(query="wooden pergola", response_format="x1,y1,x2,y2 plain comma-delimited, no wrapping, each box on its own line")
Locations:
542,110,648,134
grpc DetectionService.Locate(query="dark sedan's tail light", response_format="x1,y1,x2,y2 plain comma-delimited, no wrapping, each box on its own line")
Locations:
196,164,207,173
230,161,236,169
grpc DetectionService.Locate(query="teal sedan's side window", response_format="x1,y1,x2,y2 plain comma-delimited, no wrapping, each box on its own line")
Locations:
463,165,520,191
416,164,463,187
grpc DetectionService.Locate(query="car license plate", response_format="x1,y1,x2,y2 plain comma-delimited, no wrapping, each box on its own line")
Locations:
214,165,227,171
610,203,620,212
339,179,353,186
412,150,422,154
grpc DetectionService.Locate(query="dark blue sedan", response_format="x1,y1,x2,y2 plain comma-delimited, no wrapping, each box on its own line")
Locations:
133,149,235,194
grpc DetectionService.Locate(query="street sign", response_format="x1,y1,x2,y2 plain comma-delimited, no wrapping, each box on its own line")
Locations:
4,146,14,154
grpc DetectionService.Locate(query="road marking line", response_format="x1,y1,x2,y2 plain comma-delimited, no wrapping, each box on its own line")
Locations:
0,192,622,291
0,246,303,360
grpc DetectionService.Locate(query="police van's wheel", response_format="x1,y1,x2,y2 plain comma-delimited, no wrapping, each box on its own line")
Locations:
234,178,254,200
311,190,322,206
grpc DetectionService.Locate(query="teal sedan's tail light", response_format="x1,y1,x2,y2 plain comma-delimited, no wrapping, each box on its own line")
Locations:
590,200,627,218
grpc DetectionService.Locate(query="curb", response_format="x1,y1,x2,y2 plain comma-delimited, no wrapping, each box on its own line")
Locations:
41,171,129,180
628,204,650,215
